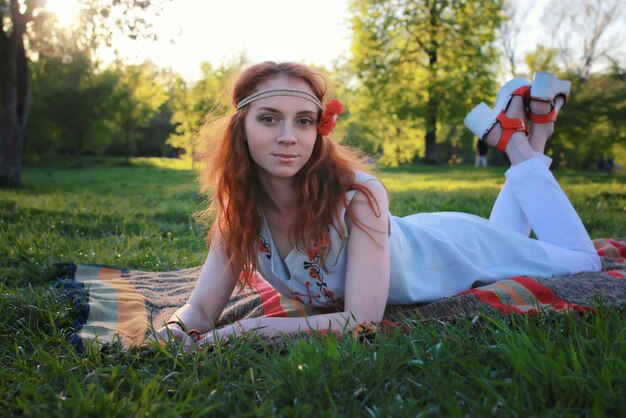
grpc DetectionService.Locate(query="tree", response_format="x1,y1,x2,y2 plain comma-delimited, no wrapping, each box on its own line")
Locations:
524,45,560,76
0,0,167,186
136,102,177,157
167,59,245,163
536,67,626,169
25,17,127,165
498,0,532,78
108,61,168,162
349,0,503,164
517,0,626,169
544,0,624,82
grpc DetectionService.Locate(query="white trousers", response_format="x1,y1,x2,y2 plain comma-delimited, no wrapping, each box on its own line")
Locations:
489,156,601,274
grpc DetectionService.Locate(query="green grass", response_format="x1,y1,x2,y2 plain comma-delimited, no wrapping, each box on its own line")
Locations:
1,159,625,417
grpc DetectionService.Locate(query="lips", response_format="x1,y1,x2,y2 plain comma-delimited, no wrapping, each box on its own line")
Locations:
272,153,299,162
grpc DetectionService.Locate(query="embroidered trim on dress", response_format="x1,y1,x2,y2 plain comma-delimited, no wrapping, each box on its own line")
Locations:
257,236,271,259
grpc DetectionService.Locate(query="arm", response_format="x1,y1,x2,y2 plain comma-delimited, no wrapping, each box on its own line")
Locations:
147,234,238,344
201,180,391,343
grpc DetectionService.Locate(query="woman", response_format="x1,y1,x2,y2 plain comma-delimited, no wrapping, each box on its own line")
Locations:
150,62,600,346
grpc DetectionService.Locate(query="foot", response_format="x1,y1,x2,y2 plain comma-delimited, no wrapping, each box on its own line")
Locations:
528,96,565,153
483,96,534,164
527,72,570,126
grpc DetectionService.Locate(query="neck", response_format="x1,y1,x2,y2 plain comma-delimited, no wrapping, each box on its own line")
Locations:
258,175,298,216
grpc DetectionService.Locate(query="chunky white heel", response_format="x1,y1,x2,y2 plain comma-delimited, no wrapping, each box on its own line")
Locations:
464,103,497,140
530,72,571,101
528,72,571,123
493,77,531,109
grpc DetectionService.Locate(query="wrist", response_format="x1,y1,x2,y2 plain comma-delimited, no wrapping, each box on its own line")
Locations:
166,320,201,341
234,321,245,335
166,319,187,332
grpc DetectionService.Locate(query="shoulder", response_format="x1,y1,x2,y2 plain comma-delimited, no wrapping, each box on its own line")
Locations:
346,171,389,243
353,170,379,186
351,171,388,208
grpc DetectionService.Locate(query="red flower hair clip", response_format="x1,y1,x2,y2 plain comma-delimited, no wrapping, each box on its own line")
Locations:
317,98,345,136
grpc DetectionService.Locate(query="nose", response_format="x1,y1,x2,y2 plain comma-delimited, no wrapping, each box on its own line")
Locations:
277,124,297,145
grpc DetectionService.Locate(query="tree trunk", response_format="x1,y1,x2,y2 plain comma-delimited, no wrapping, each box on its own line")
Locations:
422,5,439,164
423,47,438,164
423,96,438,164
124,120,131,164
0,5,30,187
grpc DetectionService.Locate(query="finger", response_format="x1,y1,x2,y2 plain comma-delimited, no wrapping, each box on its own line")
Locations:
199,334,214,345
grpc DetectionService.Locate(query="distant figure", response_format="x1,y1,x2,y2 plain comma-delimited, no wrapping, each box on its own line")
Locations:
606,156,614,172
597,156,616,172
475,139,488,167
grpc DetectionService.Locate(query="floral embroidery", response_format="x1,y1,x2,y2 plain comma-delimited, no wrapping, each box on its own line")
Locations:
291,281,321,304
257,235,271,259
301,229,334,302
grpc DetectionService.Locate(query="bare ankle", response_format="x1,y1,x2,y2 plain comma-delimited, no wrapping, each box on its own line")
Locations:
505,133,534,165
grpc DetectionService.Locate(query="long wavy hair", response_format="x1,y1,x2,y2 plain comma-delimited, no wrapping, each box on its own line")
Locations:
196,61,382,286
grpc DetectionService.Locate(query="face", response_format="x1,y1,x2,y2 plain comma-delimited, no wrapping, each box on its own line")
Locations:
243,76,319,183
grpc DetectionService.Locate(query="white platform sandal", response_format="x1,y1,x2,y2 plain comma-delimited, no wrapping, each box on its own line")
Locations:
464,78,531,151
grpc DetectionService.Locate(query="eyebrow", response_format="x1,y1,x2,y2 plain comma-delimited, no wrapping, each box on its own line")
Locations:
255,106,318,116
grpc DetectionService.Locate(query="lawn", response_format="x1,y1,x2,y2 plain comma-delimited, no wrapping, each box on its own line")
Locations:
1,158,625,417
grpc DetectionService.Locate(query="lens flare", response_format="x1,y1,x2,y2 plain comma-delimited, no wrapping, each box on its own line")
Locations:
45,0,82,27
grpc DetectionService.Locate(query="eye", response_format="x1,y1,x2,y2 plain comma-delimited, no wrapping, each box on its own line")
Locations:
296,118,313,127
260,115,277,125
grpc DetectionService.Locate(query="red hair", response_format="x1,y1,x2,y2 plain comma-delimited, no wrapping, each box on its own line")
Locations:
196,61,381,286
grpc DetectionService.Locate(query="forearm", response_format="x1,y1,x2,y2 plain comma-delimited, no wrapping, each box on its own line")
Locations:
214,312,357,341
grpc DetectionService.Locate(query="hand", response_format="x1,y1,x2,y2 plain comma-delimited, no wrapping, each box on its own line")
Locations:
145,324,196,349
198,322,246,345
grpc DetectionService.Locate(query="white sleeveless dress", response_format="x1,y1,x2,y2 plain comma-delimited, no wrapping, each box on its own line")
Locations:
254,171,569,307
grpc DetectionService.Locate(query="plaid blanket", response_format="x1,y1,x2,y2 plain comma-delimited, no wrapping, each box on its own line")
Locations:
55,239,626,348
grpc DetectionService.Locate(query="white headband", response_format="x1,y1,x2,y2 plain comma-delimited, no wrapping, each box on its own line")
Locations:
236,88,323,111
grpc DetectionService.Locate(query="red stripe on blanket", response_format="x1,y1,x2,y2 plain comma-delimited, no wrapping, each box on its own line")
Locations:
607,239,626,256
460,287,526,314
606,270,626,279
510,276,587,314
249,273,288,317
593,238,626,258
461,276,586,315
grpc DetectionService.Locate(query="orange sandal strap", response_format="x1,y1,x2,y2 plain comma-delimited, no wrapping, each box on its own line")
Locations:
528,105,557,123
494,113,528,152
528,93,570,124
510,85,530,102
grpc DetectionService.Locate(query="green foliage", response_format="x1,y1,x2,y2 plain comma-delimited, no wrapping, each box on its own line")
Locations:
12,0,626,172
137,102,178,157
23,2,172,165
1,161,624,416
105,61,169,161
524,44,560,77
25,38,120,164
26,53,171,165
167,58,246,159
546,69,626,169
348,0,503,164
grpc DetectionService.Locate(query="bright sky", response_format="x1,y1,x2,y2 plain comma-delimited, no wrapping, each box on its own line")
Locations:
111,0,354,80
47,0,623,82
113,0,549,80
